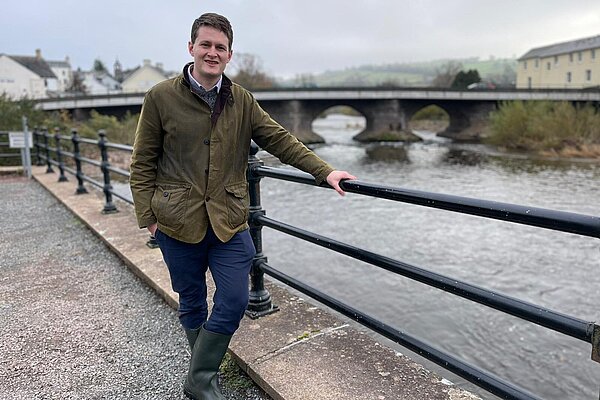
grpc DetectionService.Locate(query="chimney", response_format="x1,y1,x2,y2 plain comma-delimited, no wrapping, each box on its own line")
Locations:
143,59,151,67
156,62,163,70
35,49,42,60
65,56,70,65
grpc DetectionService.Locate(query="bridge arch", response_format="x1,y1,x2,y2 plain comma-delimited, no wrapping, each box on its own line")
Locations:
407,104,449,135
311,106,366,142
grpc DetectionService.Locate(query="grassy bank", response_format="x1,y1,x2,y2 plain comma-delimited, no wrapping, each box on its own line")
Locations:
487,101,600,158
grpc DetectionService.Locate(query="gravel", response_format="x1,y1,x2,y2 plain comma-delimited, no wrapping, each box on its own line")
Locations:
0,176,271,400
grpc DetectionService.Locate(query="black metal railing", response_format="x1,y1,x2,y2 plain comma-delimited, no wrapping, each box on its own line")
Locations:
32,130,599,400
245,143,599,400
0,131,23,165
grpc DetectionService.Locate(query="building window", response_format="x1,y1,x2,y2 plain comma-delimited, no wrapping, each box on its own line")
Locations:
569,53,573,62
523,60,527,70
578,52,582,62
534,59,539,68
592,49,596,60
547,62,551,70
527,77,532,88
566,72,572,83
554,55,559,65
586,70,592,81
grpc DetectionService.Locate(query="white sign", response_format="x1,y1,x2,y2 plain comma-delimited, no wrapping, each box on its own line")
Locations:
8,131,33,148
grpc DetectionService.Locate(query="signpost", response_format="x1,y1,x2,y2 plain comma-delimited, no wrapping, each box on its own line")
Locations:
8,117,32,178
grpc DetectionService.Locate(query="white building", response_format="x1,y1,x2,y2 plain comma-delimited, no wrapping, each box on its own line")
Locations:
47,57,73,93
79,70,122,95
0,49,58,99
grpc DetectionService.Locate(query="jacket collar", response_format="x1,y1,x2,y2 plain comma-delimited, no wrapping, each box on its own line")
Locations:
181,62,233,98
182,62,234,126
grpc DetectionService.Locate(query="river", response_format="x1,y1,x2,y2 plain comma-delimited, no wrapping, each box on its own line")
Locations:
256,114,600,400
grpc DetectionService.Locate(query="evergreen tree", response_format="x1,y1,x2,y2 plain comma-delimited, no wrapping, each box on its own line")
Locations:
451,69,481,89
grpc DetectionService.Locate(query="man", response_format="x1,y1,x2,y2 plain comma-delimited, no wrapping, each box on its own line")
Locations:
130,12,355,400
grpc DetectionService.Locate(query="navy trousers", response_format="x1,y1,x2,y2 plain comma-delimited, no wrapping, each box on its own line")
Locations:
155,226,256,335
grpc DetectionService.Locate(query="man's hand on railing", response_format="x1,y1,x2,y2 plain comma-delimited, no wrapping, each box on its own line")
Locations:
326,170,357,196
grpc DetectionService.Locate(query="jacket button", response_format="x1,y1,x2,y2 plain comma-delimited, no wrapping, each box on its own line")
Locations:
205,169,209,174
163,192,169,197
203,139,210,145
206,196,211,202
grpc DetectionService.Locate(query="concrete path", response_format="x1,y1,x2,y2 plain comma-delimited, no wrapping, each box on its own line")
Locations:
0,175,269,400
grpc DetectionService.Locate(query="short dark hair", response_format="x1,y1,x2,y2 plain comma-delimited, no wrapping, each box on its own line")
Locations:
191,13,233,50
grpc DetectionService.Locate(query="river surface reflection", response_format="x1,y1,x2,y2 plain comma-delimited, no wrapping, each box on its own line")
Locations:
258,114,600,399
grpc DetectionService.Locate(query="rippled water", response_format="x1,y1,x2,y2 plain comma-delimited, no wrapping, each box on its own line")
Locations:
258,114,600,399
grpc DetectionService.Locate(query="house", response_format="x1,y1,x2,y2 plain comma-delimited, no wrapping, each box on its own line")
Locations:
517,34,600,89
47,57,73,93
0,49,58,99
79,70,121,95
120,59,171,93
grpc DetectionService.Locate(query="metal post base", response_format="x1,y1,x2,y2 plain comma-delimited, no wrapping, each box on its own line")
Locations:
245,304,280,320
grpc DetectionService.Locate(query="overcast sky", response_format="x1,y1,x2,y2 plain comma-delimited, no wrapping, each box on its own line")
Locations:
2,1,599,78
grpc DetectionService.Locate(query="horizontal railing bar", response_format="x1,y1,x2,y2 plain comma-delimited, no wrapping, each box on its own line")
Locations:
252,166,600,239
79,156,101,168
259,261,540,400
78,137,98,145
255,214,594,343
63,165,76,174
80,174,103,188
0,154,21,158
107,165,130,178
104,142,133,152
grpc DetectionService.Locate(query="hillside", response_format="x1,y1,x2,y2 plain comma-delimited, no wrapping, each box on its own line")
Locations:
279,57,517,87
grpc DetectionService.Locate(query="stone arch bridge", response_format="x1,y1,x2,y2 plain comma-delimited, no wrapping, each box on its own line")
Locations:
37,88,600,143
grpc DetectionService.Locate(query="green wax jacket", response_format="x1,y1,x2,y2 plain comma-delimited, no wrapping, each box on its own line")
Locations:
130,65,334,243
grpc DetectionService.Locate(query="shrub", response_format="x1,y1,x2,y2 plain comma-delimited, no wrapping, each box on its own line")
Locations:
487,101,600,152
77,111,139,145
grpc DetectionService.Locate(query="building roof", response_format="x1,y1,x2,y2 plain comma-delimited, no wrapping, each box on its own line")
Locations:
8,55,57,78
47,60,71,68
519,34,600,60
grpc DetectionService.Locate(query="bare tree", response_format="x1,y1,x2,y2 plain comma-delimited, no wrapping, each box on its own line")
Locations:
431,61,463,88
229,53,275,89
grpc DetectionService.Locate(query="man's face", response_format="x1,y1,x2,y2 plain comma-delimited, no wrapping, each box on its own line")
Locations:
188,26,232,86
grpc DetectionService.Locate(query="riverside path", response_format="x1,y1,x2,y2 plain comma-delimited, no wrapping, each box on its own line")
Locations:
0,174,270,400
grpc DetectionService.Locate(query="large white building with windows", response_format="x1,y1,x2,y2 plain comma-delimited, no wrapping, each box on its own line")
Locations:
517,34,600,89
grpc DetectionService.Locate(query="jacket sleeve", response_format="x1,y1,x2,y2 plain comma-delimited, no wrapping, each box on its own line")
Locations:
249,97,334,185
129,92,163,228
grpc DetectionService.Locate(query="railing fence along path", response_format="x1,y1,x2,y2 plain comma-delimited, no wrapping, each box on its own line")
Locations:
32,128,600,400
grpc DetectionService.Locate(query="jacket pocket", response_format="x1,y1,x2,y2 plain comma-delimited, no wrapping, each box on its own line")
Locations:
151,182,191,231
225,181,249,228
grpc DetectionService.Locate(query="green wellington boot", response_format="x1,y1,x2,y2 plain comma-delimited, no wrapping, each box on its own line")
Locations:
183,327,232,400
184,327,201,350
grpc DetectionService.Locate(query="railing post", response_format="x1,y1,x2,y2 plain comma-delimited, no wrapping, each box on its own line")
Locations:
98,129,118,214
33,127,44,166
245,141,279,319
43,127,54,173
71,129,88,194
54,128,68,182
